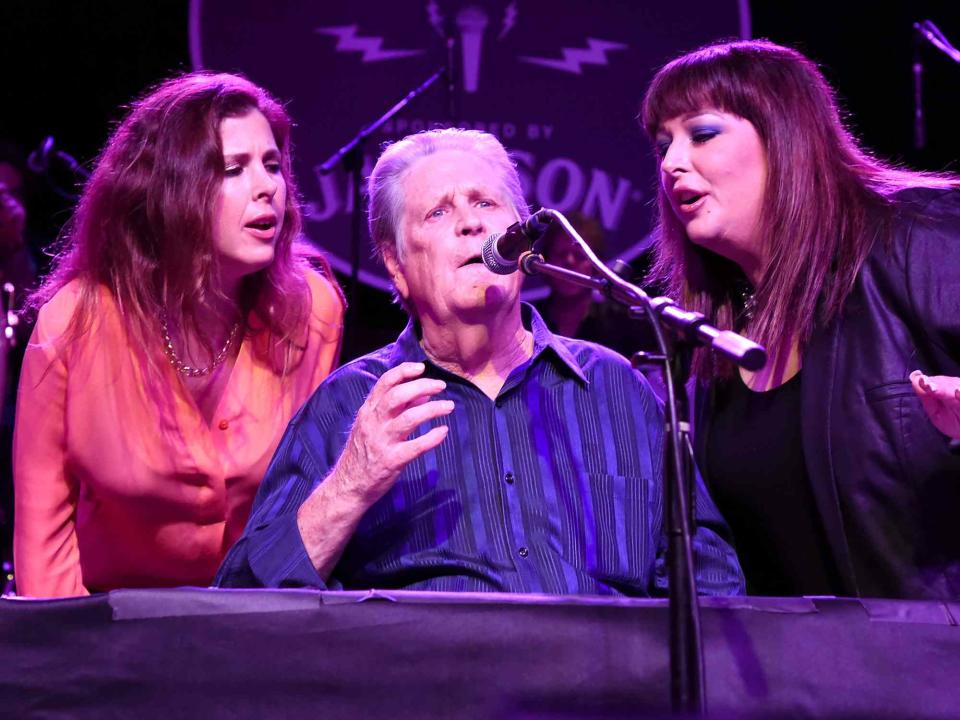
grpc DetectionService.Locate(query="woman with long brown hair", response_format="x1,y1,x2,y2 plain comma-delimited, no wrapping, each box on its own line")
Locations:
642,40,960,599
14,72,344,597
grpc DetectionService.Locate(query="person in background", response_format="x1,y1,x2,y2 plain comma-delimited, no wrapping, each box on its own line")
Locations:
0,144,38,582
0,147,38,304
14,72,344,597
642,39,960,599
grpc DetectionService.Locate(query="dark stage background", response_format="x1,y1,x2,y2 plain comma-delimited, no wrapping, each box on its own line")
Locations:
4,0,960,350
1,0,959,566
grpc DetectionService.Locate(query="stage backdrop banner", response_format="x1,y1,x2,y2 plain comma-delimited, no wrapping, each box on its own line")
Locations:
191,1,748,296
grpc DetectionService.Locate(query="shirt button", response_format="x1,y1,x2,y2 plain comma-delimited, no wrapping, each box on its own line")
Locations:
218,420,229,430
518,546,529,558
504,471,515,485
495,398,503,408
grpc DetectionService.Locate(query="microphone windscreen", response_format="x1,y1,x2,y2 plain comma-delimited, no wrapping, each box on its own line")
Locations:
481,232,517,275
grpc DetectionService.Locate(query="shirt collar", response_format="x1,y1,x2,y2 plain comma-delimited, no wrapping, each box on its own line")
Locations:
525,302,588,384
387,302,588,385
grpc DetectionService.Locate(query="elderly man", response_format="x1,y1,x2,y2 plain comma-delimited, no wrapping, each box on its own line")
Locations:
215,129,743,595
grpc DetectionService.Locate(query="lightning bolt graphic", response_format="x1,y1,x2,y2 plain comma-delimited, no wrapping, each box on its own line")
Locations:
519,38,628,75
315,25,425,63
498,1,518,40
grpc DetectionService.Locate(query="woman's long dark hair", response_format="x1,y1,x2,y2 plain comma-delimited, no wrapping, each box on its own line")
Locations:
30,72,337,373
641,40,958,378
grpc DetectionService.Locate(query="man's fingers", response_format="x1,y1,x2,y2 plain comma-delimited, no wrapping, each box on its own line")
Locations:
391,399,455,437
395,425,450,465
386,377,448,412
369,362,428,401
365,364,449,419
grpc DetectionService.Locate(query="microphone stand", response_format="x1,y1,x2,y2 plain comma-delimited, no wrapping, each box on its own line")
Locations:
913,19,960,151
318,38,458,359
519,209,765,716
27,136,90,201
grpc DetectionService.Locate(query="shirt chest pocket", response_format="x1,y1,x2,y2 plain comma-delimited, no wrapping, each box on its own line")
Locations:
579,472,654,584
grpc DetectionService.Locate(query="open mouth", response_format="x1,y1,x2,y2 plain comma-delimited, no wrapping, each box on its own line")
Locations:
245,218,277,231
460,255,484,267
678,192,704,207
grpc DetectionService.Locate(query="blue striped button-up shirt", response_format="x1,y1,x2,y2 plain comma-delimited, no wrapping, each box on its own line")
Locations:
215,305,744,596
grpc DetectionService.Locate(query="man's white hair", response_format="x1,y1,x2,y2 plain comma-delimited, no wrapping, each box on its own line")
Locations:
367,127,530,267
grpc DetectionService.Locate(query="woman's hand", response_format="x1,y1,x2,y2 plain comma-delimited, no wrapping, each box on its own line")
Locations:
910,370,960,440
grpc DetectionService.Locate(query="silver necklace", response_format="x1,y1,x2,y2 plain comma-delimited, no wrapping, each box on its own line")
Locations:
739,286,757,323
160,314,240,377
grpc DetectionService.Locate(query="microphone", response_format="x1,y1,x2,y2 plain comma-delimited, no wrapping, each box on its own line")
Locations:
481,208,553,275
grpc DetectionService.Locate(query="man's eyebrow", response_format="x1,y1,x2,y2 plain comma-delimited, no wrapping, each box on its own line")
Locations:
426,192,454,209
465,185,505,201
418,185,501,214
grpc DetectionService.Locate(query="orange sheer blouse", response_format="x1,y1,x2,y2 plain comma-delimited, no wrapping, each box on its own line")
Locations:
13,270,343,597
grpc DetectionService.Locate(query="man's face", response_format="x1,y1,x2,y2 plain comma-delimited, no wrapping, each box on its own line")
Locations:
386,149,522,323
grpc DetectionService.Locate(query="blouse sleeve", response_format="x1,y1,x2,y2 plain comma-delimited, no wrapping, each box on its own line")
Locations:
13,289,87,597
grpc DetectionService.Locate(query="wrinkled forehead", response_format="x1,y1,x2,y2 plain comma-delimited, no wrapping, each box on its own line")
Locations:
400,150,510,213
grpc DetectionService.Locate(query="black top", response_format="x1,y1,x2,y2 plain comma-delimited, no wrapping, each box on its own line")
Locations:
706,371,841,596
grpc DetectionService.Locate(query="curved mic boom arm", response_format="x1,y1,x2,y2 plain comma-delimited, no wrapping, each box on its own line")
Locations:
523,207,766,371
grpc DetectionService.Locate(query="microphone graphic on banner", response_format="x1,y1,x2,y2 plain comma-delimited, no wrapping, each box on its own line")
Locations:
481,209,553,275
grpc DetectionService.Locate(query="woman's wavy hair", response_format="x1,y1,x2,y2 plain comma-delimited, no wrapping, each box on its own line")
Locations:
641,39,958,378
30,71,335,373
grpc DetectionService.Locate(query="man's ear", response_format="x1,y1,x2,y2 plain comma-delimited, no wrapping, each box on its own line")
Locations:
383,246,409,302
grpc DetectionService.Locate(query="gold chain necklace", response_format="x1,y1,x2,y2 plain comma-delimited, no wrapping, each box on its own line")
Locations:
160,314,240,378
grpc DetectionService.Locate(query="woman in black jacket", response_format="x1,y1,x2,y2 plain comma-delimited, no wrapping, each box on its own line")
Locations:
641,39,960,599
